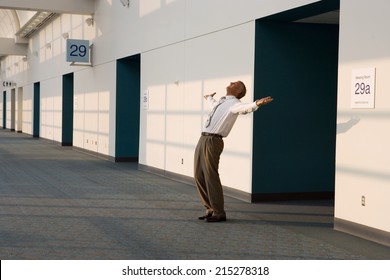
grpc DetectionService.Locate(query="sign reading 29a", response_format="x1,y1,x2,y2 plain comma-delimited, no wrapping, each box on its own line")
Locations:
66,39,90,63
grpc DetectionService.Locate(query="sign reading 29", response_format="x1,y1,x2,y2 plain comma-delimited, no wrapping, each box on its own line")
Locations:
69,44,87,58
66,39,90,63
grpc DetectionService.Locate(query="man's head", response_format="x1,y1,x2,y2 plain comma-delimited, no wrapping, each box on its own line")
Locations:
226,81,246,99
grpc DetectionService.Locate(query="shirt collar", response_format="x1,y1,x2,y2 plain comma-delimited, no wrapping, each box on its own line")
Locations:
225,95,237,100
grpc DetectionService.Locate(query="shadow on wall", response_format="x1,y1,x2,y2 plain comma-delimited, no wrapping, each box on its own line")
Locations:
337,117,360,134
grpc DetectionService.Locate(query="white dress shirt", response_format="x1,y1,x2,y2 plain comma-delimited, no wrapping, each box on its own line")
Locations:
202,95,259,137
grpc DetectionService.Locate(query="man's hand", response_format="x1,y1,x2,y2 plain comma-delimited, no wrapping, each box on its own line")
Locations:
256,96,273,106
204,92,216,100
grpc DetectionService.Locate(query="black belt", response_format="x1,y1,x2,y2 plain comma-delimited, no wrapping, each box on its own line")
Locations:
201,132,223,138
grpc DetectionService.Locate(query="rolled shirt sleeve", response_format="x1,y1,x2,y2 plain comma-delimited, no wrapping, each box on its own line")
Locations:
230,101,259,115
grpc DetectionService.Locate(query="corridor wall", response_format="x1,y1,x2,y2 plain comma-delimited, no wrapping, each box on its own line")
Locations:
140,22,255,193
335,0,390,244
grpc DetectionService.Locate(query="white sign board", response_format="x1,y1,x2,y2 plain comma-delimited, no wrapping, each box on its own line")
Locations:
66,39,90,63
351,68,375,109
142,90,149,110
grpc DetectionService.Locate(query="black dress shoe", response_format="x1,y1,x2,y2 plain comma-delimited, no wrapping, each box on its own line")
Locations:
206,216,227,222
198,212,213,220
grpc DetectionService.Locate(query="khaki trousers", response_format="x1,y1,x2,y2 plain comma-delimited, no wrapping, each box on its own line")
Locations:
194,135,226,218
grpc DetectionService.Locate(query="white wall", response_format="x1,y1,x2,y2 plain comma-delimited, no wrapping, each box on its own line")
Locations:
104,0,318,62
16,86,23,132
73,62,116,157
336,0,390,232
40,76,62,142
22,84,33,135
140,22,255,192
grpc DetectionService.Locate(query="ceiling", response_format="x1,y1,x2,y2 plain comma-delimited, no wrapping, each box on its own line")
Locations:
295,10,339,24
0,9,20,38
0,0,95,59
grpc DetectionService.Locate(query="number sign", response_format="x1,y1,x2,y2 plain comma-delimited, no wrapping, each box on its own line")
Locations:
351,68,375,109
2,81,16,87
66,39,90,63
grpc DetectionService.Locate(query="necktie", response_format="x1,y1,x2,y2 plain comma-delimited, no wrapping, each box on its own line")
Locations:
205,96,226,128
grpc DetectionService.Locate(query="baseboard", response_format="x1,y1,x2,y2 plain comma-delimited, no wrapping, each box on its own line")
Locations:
138,163,246,198
334,217,390,247
138,164,195,186
72,146,115,162
61,142,73,146
114,157,138,163
138,164,337,203
251,191,334,202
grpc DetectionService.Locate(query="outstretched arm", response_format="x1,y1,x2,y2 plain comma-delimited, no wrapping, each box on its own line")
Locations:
204,92,216,100
231,96,273,115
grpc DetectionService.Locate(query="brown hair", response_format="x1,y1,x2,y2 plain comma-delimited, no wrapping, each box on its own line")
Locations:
237,81,246,99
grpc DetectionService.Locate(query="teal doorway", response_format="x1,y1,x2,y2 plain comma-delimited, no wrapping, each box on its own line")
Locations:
252,2,339,201
115,54,141,162
62,73,74,146
2,91,5,129
33,82,40,138
10,88,15,131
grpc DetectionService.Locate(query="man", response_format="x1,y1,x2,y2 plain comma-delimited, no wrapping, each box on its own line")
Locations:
194,81,273,222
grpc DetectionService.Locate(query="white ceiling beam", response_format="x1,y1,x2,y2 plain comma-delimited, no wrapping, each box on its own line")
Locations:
0,38,28,56
0,0,95,15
